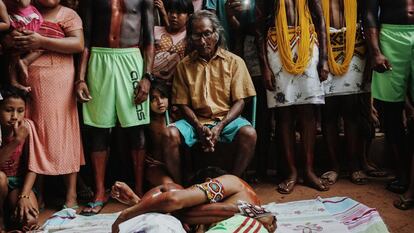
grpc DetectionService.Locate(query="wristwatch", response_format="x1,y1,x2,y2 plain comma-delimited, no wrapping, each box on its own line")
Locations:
143,72,155,82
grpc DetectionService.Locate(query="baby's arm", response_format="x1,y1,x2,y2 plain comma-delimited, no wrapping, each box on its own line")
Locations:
0,0,10,32
0,122,29,164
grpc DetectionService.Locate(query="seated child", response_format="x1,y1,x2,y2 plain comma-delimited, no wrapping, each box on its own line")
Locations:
4,0,43,92
0,86,39,232
145,81,174,187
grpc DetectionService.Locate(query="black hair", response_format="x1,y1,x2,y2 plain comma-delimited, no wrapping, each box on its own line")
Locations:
165,0,194,15
0,86,28,105
189,166,227,185
150,80,170,100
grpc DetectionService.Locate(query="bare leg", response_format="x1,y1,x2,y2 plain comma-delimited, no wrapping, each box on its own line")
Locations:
162,127,183,184
91,151,108,201
34,175,44,211
298,105,328,191
9,57,31,93
0,172,8,233
126,126,146,197
232,126,257,177
17,51,44,81
63,173,78,208
131,149,145,197
394,154,414,210
321,97,341,174
276,107,297,194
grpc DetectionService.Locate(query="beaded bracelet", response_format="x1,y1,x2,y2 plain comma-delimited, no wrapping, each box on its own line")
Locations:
74,80,86,86
18,194,30,199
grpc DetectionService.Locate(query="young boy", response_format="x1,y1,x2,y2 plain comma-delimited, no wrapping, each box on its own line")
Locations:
145,81,174,186
0,86,39,232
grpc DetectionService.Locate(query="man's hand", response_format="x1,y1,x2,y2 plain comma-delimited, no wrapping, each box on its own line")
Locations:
14,121,29,143
372,53,392,73
154,0,167,14
134,78,150,105
317,59,329,82
196,126,214,152
225,0,244,17
262,67,276,91
210,123,224,146
13,30,44,51
75,82,92,103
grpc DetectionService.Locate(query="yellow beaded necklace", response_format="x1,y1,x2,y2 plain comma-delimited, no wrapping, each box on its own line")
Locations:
322,0,357,76
275,0,312,75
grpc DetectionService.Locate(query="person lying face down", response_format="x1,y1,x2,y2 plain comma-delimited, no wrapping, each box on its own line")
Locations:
111,167,277,233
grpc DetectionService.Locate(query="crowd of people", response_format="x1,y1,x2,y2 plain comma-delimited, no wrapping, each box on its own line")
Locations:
0,0,413,232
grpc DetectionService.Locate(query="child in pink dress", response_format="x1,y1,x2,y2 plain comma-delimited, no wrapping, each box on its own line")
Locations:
4,0,43,92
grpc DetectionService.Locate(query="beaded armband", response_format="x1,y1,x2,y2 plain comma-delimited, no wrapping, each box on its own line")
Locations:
194,179,224,203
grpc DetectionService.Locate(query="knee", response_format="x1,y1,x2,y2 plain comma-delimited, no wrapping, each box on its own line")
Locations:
238,126,257,144
163,127,181,146
0,172,8,191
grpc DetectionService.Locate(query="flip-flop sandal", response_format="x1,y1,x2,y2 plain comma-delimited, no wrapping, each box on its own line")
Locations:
351,171,369,185
80,201,106,216
366,169,388,177
386,179,408,194
321,171,339,186
277,179,296,194
63,204,80,210
394,195,414,210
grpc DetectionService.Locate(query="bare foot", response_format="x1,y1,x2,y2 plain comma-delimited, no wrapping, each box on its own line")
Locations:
17,59,29,81
111,181,140,206
10,81,31,93
305,172,329,191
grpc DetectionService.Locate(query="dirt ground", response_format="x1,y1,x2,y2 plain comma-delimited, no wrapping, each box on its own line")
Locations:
38,178,413,233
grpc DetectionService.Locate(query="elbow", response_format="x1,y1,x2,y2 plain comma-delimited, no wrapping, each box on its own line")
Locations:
163,192,184,211
74,43,85,53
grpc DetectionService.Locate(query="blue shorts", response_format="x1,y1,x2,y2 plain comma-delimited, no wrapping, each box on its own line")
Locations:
7,176,23,191
170,117,251,147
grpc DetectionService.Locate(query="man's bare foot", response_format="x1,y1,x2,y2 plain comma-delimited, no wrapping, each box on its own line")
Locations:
17,59,29,81
111,181,140,206
305,172,329,191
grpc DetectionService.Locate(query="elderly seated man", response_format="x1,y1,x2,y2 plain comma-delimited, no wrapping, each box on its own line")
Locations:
111,167,277,233
162,10,257,184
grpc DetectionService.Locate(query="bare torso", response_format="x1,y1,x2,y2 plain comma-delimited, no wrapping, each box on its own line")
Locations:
379,0,414,24
84,0,152,47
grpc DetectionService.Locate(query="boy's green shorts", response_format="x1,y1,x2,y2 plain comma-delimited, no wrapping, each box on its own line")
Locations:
372,24,414,102
83,47,150,128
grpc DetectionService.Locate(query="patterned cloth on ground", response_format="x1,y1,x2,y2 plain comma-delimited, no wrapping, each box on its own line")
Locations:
39,197,389,233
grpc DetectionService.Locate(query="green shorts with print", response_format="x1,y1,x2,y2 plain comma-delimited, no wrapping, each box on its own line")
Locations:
372,24,414,102
83,47,150,128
